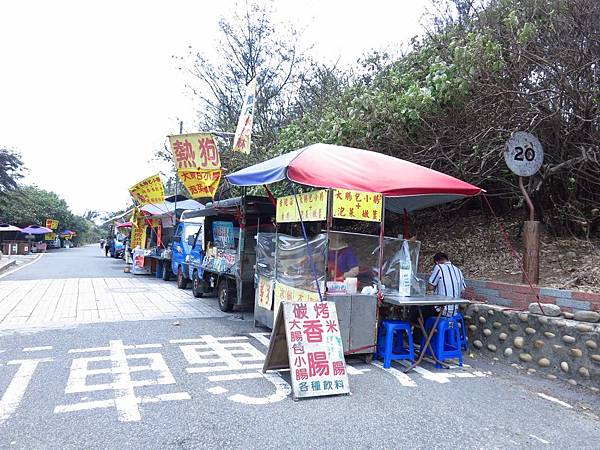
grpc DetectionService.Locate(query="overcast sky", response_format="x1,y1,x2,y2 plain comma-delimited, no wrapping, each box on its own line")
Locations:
0,0,429,216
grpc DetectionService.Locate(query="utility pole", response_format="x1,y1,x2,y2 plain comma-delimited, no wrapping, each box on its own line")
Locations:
172,120,183,224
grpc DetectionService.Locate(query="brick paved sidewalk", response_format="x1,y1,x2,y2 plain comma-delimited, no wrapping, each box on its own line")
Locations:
0,277,226,329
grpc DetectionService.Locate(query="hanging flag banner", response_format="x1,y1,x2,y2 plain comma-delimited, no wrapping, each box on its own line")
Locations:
168,133,221,171
276,190,328,223
130,209,147,249
263,301,350,400
332,189,383,222
129,174,165,206
232,77,257,154
45,219,59,230
178,169,221,199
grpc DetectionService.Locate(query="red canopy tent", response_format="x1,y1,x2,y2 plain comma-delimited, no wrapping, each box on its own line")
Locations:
226,143,482,211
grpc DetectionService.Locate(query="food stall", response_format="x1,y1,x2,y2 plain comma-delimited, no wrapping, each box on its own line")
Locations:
20,225,53,254
0,224,24,255
252,191,418,357
59,230,77,248
181,196,276,311
136,195,204,278
115,222,132,263
227,143,482,359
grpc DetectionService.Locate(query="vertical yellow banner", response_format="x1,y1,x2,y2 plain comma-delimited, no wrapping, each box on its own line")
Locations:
130,209,148,249
257,276,274,310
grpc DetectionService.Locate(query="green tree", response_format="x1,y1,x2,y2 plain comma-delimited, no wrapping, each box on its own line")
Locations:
0,185,98,244
166,0,313,188
0,148,25,196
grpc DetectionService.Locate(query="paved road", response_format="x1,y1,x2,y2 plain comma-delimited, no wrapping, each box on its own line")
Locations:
3,245,127,280
0,247,599,449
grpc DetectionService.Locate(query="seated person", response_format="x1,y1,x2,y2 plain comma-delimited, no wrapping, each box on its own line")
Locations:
427,252,466,317
328,234,359,281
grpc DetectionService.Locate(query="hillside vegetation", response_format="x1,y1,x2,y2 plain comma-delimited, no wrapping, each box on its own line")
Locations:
275,0,600,236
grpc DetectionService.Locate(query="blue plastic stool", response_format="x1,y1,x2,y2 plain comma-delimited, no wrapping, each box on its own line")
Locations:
454,313,469,351
422,316,463,368
423,315,466,349
376,320,415,368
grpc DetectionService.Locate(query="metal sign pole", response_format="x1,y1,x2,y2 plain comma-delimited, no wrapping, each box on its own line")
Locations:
173,120,183,224
504,132,544,285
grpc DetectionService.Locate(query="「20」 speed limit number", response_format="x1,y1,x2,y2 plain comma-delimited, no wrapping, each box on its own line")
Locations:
504,131,544,177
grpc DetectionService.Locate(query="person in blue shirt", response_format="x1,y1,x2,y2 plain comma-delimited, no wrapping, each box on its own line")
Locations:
328,234,359,281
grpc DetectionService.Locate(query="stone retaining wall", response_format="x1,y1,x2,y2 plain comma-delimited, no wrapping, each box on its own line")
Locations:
463,279,600,312
465,303,599,390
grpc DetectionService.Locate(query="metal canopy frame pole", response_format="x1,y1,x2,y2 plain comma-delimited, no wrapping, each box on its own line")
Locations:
236,187,248,306
373,195,386,354
325,189,333,294
378,196,386,291
288,182,324,302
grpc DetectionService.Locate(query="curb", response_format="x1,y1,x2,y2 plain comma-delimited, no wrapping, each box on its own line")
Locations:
0,260,17,275
0,254,43,280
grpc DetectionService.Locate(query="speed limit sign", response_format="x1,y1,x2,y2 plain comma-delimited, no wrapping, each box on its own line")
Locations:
504,131,544,176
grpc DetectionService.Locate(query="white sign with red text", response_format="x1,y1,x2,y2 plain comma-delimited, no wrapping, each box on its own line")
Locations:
266,301,349,400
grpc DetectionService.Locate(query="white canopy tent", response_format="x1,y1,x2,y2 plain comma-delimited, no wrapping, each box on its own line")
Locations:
141,199,204,218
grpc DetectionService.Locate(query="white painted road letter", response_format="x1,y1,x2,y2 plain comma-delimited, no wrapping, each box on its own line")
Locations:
0,358,53,425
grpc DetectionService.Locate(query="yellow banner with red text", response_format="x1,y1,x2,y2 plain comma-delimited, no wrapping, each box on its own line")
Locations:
332,189,382,222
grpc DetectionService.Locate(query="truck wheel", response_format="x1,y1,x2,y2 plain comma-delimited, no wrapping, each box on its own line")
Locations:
162,263,171,281
218,279,234,312
192,271,204,298
177,267,188,289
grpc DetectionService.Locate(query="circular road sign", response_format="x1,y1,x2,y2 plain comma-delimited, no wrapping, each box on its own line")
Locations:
504,131,544,177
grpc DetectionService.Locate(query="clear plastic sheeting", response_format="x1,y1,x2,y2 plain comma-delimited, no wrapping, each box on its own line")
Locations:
255,233,277,282
255,230,424,297
275,233,327,292
327,231,424,296
327,231,381,290
379,238,425,296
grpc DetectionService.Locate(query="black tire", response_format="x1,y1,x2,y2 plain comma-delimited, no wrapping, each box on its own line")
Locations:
218,279,234,312
192,271,204,298
162,263,171,281
177,267,188,289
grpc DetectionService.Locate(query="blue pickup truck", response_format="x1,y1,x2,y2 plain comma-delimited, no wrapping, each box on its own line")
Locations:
109,233,126,258
167,218,204,288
